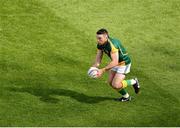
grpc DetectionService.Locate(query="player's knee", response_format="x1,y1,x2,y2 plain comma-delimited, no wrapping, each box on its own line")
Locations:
112,82,122,89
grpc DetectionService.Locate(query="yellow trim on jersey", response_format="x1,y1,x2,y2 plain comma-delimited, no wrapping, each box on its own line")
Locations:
108,39,118,53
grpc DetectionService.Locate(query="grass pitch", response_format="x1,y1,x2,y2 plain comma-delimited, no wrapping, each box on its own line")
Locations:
0,0,180,126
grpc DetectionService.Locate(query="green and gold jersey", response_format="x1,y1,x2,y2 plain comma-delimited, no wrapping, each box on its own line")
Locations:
97,37,131,66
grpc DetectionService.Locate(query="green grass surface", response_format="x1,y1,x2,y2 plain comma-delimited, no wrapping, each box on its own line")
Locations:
0,0,180,126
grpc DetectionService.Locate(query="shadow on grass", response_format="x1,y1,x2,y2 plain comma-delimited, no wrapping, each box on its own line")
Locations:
7,87,114,104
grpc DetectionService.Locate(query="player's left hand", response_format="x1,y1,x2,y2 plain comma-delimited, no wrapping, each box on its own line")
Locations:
97,68,105,78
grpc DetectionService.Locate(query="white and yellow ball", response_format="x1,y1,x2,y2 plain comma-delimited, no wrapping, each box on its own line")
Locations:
87,67,99,78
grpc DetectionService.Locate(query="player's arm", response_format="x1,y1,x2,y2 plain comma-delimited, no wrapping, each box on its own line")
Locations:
92,49,103,67
97,51,118,77
103,51,119,71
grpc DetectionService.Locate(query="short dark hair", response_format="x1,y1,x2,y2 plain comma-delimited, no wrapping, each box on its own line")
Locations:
96,28,108,35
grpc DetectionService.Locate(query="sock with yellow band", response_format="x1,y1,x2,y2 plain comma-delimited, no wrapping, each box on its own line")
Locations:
122,79,136,88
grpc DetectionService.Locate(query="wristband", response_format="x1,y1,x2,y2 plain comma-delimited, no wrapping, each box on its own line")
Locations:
102,68,106,73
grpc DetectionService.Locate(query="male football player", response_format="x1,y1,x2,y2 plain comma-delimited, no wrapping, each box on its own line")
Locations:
92,28,140,102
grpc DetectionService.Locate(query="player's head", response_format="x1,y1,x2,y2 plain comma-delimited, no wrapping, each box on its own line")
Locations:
96,28,109,45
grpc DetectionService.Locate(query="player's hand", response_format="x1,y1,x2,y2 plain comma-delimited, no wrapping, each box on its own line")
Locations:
97,68,106,78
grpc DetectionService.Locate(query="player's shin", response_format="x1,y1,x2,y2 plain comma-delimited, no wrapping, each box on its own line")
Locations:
118,88,129,98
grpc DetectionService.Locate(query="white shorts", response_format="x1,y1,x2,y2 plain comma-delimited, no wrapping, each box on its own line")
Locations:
111,63,131,74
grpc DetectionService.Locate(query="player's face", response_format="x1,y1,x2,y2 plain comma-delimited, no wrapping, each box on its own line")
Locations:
96,34,108,45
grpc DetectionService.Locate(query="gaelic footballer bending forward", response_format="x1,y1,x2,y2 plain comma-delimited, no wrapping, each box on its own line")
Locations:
93,28,140,102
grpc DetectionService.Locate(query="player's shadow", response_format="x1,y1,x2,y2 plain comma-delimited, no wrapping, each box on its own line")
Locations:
7,87,114,104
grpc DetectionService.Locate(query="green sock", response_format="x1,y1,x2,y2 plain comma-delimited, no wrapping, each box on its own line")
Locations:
118,88,127,95
118,89,129,98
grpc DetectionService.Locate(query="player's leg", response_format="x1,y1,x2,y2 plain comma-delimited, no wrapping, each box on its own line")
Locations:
117,64,140,94
108,70,130,101
121,78,140,94
111,73,131,101
111,73,125,89
108,70,116,86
